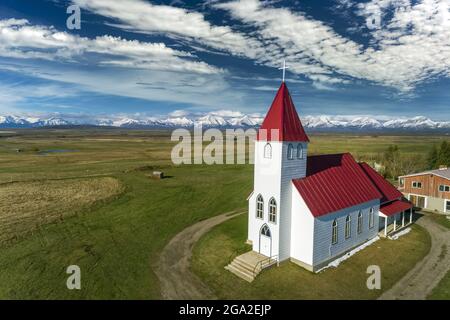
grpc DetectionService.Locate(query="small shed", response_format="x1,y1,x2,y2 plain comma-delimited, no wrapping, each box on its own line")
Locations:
152,171,164,179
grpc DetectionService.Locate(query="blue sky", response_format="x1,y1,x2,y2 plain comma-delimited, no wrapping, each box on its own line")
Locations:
0,0,449,120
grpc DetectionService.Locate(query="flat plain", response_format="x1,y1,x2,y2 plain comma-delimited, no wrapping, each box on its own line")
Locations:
0,129,446,299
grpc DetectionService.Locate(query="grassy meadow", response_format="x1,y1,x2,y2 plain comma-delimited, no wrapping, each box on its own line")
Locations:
191,214,430,300
0,129,446,299
429,270,450,300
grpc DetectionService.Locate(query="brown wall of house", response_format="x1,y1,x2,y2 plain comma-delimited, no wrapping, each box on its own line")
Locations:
401,174,450,200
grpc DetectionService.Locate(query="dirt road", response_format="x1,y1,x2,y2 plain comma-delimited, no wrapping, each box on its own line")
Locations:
378,215,450,300
153,211,243,300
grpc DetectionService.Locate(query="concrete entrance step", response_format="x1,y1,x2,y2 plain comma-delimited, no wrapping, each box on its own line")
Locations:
225,264,254,283
225,251,277,282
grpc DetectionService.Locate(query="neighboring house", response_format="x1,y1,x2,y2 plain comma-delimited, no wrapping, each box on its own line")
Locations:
236,81,414,276
399,167,450,214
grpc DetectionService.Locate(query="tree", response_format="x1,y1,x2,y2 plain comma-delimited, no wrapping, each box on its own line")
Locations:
383,145,401,179
437,140,450,167
382,145,427,179
427,145,439,169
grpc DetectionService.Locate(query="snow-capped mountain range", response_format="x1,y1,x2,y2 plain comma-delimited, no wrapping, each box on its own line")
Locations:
1,114,450,132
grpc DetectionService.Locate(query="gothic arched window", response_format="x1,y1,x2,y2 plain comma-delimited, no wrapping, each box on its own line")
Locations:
297,144,304,159
287,144,294,160
345,215,352,239
256,194,264,219
369,208,374,229
332,219,338,244
357,211,363,234
269,198,277,224
264,143,272,159
261,224,271,237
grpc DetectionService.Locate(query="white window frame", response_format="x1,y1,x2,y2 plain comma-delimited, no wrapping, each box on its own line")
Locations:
357,211,363,234
256,194,264,219
369,208,374,229
268,198,277,224
297,144,304,159
264,143,272,159
412,181,422,189
438,185,450,192
345,215,351,239
332,219,338,245
287,144,294,160
445,200,450,213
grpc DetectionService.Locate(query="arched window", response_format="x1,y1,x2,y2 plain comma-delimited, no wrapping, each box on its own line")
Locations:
256,194,264,219
269,198,277,223
369,208,374,229
345,215,351,239
357,211,363,234
297,144,304,159
261,224,271,237
287,144,294,160
332,219,338,244
264,143,272,159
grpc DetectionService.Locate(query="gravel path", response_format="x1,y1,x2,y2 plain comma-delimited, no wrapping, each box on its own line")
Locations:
155,210,449,300
378,214,450,300
154,211,244,300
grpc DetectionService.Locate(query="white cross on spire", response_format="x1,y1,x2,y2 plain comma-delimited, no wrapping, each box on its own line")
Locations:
279,59,289,82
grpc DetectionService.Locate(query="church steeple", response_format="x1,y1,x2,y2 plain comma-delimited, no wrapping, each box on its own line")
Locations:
257,82,309,142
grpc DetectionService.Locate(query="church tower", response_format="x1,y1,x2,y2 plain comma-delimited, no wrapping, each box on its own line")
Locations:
248,81,309,261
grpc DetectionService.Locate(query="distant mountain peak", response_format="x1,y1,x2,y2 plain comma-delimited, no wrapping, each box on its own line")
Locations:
0,113,449,132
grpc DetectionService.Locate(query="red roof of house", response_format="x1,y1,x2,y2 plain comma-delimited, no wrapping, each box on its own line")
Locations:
293,153,383,217
380,200,412,216
257,82,309,142
359,162,403,204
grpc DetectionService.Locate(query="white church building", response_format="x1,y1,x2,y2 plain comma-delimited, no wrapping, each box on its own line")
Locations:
227,81,414,279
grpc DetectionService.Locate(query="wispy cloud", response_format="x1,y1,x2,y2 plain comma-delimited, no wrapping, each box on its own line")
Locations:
73,0,263,58
216,0,450,93
0,18,220,74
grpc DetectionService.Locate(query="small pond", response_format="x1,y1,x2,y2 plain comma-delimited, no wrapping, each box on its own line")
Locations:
37,149,78,155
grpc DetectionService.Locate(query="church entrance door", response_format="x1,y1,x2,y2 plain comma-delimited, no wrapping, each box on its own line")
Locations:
259,225,272,257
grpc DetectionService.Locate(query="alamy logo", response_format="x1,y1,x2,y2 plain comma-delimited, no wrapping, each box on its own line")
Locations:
66,265,81,290
171,126,259,165
66,5,81,30
366,265,381,290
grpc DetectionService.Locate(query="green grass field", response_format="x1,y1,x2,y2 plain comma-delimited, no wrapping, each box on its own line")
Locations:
191,214,431,299
428,270,450,299
426,212,450,229
0,129,445,299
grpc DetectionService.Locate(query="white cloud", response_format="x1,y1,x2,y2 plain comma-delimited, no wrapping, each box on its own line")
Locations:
0,60,247,112
208,110,244,117
216,0,450,93
0,18,220,74
73,0,263,58
168,110,189,117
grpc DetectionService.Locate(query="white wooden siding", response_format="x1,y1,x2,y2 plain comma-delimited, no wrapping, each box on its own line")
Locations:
248,141,308,260
278,142,308,260
290,186,314,265
249,141,283,257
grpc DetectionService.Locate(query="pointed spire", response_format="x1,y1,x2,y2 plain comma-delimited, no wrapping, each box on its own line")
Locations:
257,82,309,142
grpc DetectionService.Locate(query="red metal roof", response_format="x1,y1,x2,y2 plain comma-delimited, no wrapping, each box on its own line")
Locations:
359,162,403,204
380,200,412,216
257,82,309,142
293,153,382,217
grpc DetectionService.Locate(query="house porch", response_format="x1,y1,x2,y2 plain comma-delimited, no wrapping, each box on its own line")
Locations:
379,200,413,238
